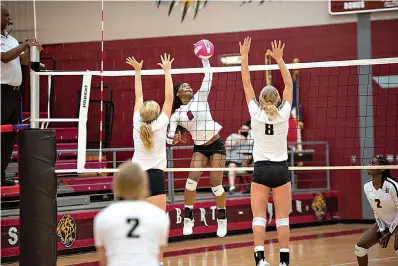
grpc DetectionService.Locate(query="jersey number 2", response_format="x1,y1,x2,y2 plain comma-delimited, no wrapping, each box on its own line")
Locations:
126,218,140,238
265,123,274,135
375,199,382,208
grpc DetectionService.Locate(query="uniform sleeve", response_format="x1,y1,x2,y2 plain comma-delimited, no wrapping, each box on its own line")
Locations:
166,114,178,144
93,214,105,247
277,100,292,121
159,214,170,246
248,99,260,117
388,180,398,233
195,59,213,102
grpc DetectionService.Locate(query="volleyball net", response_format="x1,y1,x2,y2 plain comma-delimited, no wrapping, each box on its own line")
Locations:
29,55,398,180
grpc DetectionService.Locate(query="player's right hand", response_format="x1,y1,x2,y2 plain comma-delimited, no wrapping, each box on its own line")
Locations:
158,53,174,72
126,56,143,71
268,40,285,63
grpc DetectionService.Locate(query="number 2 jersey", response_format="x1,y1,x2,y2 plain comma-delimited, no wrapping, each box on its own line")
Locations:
364,177,398,233
94,201,169,266
248,99,291,162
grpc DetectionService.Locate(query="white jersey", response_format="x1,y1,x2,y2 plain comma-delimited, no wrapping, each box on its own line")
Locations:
248,99,291,162
132,111,169,171
167,60,222,145
364,177,398,233
94,201,170,266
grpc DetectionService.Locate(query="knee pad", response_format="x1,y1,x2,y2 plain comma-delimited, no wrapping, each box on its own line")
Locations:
252,217,266,228
185,179,198,191
212,185,225,197
355,245,368,257
276,218,289,228
395,249,398,257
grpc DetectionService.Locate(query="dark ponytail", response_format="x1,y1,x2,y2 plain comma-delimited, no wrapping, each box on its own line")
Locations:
172,82,184,114
172,82,188,135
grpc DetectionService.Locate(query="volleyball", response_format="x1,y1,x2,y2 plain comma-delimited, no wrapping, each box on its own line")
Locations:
193,39,214,59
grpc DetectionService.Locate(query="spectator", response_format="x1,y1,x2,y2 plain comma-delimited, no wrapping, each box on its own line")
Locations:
225,124,253,193
1,4,41,186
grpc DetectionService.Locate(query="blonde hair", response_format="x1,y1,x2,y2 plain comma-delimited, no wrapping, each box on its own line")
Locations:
139,100,160,150
259,85,281,119
113,160,149,200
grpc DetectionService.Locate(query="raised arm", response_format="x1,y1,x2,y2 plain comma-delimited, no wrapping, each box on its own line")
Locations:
239,37,256,105
196,59,213,101
126,57,144,113
158,53,175,117
268,40,293,106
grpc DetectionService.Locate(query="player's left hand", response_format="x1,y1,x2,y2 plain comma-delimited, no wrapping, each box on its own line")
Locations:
158,53,174,72
379,231,392,248
239,37,251,58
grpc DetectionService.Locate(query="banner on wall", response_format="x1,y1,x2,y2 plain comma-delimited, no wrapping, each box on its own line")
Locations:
1,191,339,259
329,0,398,15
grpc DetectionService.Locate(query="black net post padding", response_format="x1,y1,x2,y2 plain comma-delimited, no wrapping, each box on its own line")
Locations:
19,129,57,266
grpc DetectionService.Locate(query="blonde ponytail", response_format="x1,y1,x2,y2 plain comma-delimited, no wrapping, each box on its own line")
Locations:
139,122,154,150
260,102,278,119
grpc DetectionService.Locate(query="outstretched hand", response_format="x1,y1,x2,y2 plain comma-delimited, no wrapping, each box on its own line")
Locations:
126,56,143,71
158,53,174,72
239,37,251,58
267,40,285,63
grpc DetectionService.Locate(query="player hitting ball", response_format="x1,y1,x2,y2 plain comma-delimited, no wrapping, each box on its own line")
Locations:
126,53,174,266
167,39,228,238
94,161,169,266
355,155,398,265
240,37,293,266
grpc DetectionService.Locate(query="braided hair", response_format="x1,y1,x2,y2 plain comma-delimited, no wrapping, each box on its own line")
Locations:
171,82,188,135
375,155,392,178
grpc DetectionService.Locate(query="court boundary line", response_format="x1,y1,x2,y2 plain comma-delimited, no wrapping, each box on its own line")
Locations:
330,256,397,266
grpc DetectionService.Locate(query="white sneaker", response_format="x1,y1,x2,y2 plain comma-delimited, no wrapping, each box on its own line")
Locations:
216,218,227,237
183,218,194,235
257,259,270,266
278,263,287,266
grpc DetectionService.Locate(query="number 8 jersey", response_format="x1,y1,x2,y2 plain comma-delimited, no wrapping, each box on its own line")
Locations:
248,99,291,162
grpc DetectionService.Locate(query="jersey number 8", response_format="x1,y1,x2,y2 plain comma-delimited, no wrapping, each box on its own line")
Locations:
265,123,274,135
126,218,140,238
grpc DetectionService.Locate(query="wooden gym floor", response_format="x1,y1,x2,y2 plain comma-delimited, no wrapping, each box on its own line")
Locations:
6,224,398,266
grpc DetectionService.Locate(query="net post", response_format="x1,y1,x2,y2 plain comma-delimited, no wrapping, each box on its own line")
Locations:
167,147,175,204
19,129,57,266
30,46,41,129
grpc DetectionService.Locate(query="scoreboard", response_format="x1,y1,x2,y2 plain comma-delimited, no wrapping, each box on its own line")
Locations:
329,0,398,15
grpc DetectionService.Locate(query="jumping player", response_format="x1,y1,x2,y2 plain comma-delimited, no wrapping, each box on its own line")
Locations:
355,155,398,265
126,54,174,265
240,37,293,266
166,58,227,238
94,161,169,266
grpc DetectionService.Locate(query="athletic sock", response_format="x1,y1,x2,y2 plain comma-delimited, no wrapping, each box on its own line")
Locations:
280,248,289,265
254,246,265,266
184,205,193,219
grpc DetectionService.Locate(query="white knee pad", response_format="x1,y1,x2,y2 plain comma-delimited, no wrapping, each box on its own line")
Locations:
212,185,225,196
276,218,289,228
355,245,368,257
252,217,267,228
185,179,198,191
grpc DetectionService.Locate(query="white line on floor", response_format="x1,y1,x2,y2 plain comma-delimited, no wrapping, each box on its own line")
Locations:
331,256,397,266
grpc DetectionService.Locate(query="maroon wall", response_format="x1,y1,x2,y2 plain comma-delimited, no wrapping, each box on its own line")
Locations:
28,19,398,219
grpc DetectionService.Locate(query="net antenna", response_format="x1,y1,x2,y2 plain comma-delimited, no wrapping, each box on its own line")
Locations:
99,0,105,167
292,57,303,154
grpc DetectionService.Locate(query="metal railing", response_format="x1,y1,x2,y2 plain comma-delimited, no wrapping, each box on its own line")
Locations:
10,141,330,204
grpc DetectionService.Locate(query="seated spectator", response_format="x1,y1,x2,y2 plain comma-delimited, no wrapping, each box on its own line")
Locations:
225,124,253,194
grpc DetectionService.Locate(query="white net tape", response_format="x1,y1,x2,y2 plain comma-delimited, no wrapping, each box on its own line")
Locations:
28,57,398,174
